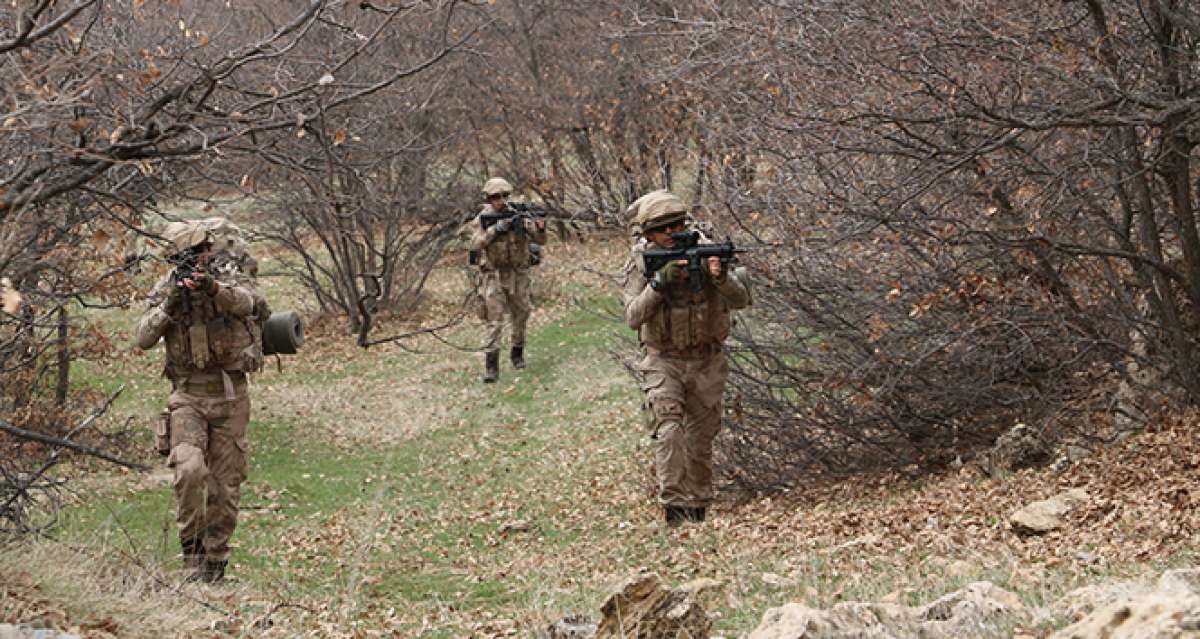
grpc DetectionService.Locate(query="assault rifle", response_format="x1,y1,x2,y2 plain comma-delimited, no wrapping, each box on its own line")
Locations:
642,230,749,293
479,201,547,237
166,247,203,316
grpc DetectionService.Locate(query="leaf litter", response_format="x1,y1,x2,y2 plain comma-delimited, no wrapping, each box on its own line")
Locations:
5,236,1200,636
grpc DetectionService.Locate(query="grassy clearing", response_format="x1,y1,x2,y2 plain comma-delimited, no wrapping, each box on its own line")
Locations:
4,235,1200,637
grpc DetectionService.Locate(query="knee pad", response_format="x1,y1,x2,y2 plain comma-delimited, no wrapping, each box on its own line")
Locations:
650,398,684,440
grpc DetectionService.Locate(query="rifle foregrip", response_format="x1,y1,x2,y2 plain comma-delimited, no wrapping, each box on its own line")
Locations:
642,255,668,276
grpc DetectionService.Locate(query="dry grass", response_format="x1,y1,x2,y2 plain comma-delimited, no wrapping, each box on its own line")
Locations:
3,232,1199,638
253,233,629,448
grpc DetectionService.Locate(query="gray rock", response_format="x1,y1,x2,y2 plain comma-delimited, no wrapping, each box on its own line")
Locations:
1050,591,1200,638
747,582,1026,639
990,423,1054,472
1037,580,1143,626
0,626,80,639
1038,567,1200,637
1009,488,1089,534
748,601,917,639
1157,569,1200,595
546,615,597,639
919,581,1024,622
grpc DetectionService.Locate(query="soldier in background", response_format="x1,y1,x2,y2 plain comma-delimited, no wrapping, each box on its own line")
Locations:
135,218,270,583
468,177,548,383
622,191,751,526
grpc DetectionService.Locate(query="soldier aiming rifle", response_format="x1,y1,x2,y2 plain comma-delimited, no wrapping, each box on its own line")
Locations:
479,201,547,235
641,229,748,294
136,218,302,583
467,177,548,382
622,191,752,527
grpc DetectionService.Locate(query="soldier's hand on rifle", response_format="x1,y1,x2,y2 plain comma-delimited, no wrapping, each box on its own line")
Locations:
494,218,511,233
652,260,686,290
707,256,723,279
185,271,219,296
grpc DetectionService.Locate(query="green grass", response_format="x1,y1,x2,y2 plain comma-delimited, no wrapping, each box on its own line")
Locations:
50,299,646,634
16,250,1200,637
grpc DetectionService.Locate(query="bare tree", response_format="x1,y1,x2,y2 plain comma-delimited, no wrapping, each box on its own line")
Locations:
242,1,479,336
615,0,1200,490
0,0,476,535
11,0,1199,504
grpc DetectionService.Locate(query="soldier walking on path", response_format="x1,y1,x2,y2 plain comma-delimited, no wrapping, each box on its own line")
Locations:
135,218,270,582
622,191,751,526
468,177,548,383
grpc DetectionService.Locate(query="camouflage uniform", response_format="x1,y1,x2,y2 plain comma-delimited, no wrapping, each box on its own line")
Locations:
135,218,270,581
469,177,548,381
622,192,751,524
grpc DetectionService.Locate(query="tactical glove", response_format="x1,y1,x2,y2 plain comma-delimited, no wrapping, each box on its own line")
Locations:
190,271,219,296
651,261,681,290
494,218,511,233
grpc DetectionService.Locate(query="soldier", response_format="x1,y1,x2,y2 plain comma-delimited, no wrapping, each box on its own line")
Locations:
135,218,270,583
622,191,751,526
468,177,548,383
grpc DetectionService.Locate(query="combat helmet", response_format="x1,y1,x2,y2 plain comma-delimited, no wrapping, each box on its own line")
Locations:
161,220,210,255
625,189,670,230
634,190,688,234
481,177,514,198
199,217,249,260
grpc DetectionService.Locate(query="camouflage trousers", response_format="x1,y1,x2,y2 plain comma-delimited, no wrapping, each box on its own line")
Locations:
637,347,728,508
166,373,250,562
479,267,532,353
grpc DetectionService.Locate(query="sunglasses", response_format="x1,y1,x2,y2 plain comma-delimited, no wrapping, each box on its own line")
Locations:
649,220,686,234
488,192,511,200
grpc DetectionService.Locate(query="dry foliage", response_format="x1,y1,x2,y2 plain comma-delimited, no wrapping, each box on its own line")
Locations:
4,0,1200,633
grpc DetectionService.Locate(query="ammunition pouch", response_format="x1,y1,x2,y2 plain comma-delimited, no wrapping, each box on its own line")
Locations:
155,410,171,457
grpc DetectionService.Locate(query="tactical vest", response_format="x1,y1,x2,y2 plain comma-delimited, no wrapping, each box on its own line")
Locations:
478,207,533,271
160,258,268,380
633,241,733,354
640,283,732,354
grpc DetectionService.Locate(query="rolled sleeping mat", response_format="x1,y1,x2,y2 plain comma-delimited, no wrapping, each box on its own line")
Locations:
262,310,304,355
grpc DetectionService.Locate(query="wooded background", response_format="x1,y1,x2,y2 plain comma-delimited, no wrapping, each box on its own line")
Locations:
4,0,1199,532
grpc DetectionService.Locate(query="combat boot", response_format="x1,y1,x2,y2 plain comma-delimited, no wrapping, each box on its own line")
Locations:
200,559,227,584
664,505,689,528
180,536,204,571
510,345,526,370
483,351,500,383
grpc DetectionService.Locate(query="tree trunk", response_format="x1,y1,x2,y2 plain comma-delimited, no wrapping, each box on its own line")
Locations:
56,305,69,407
